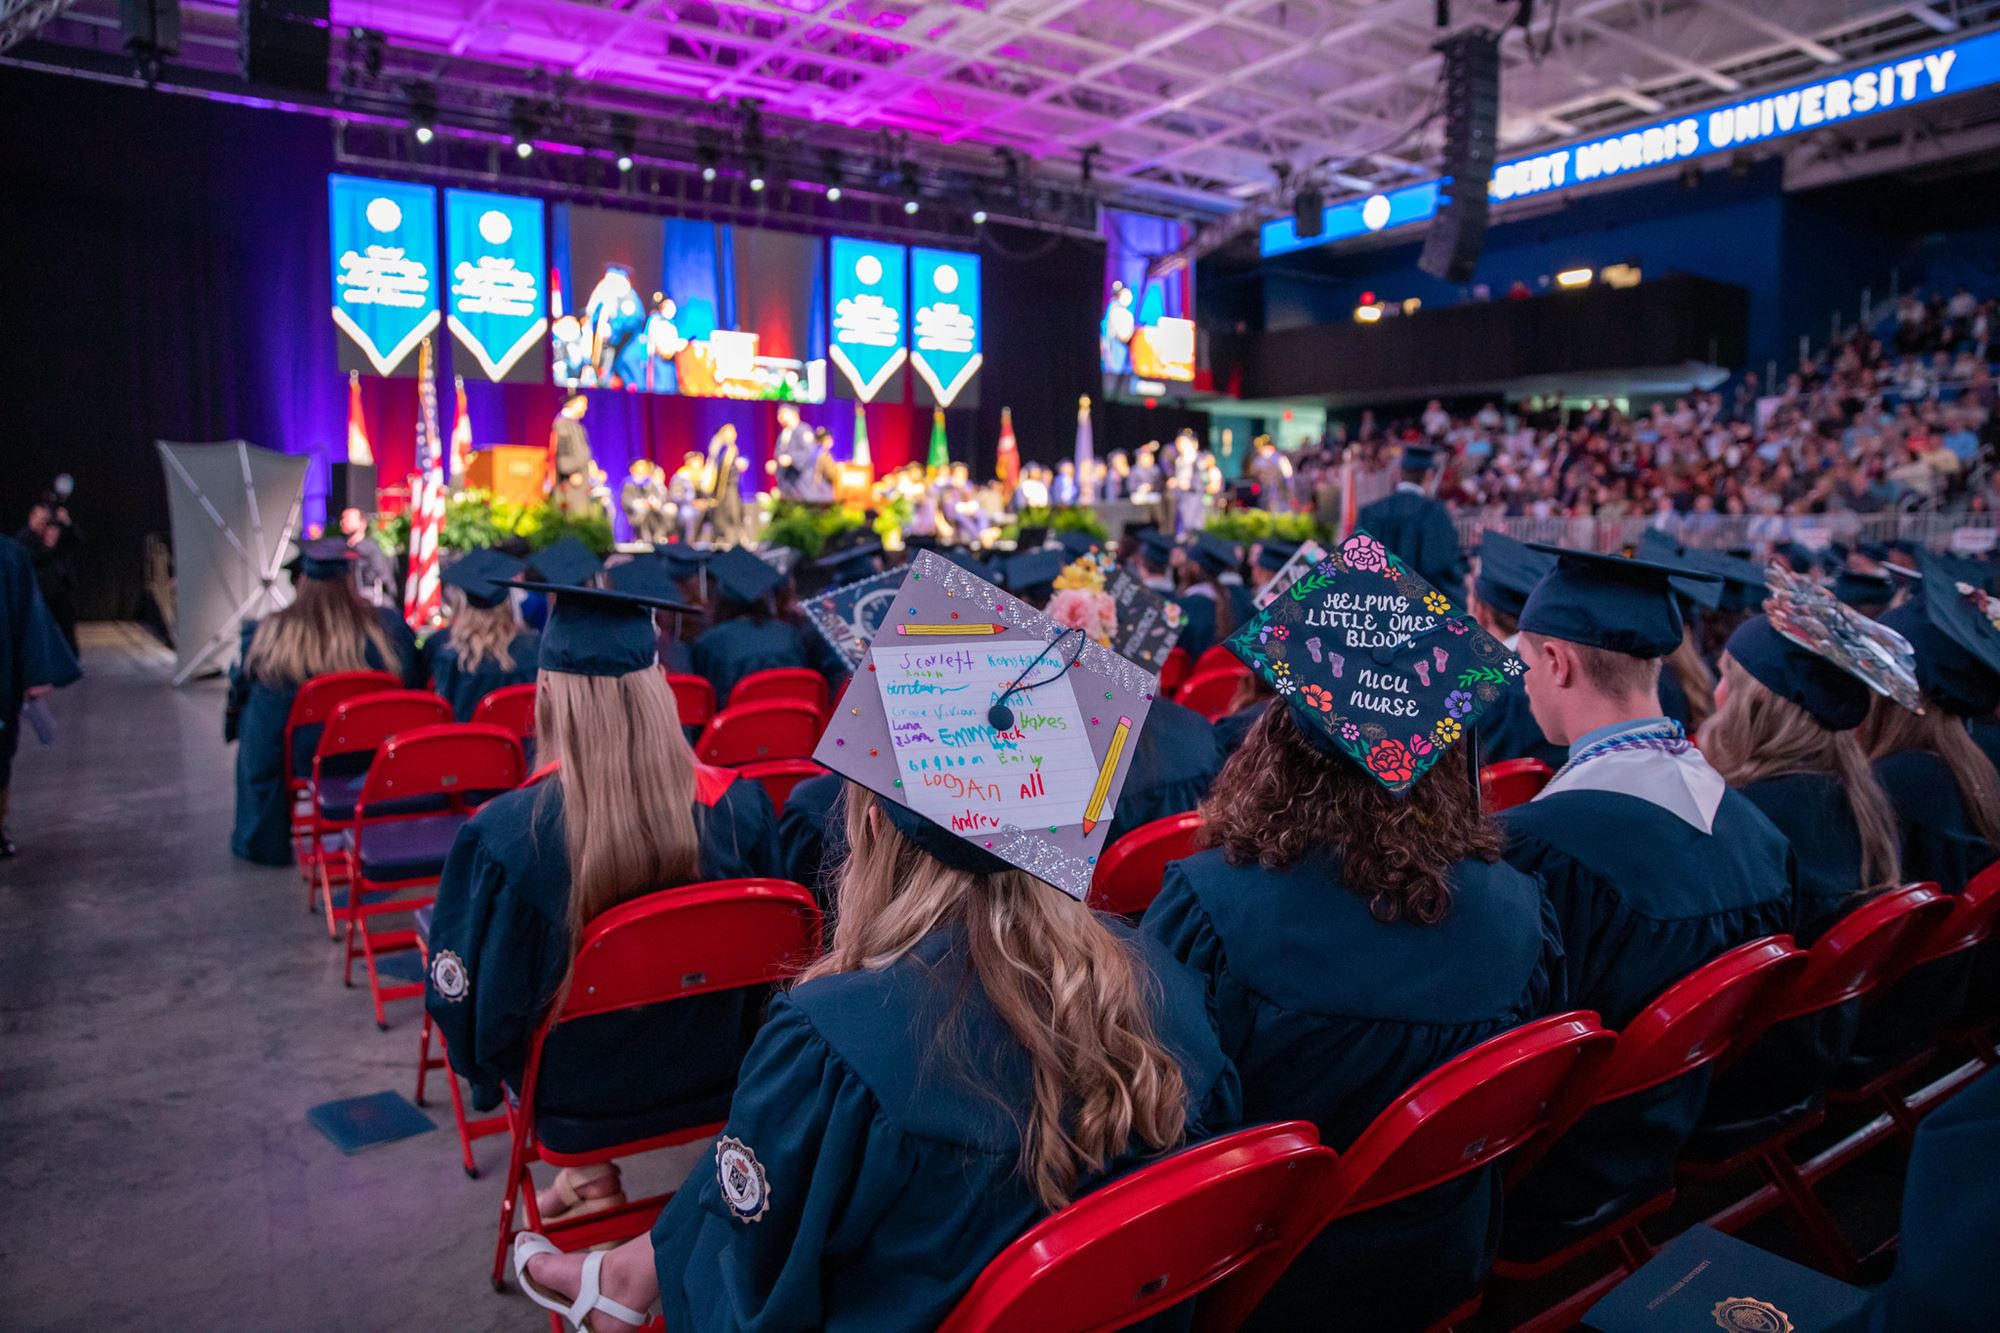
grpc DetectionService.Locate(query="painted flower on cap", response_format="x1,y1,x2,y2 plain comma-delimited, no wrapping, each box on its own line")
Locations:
1340,534,1387,573
1275,677,1297,696
1408,733,1434,758
1444,688,1474,719
1338,721,1360,743
1365,737,1415,784
1423,591,1451,614
1433,717,1463,744
1502,658,1524,676
1300,684,1334,712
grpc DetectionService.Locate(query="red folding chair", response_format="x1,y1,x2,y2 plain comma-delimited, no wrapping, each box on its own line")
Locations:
492,879,823,1294
281,670,400,880
1480,758,1553,812
1192,644,1239,676
1158,647,1191,699
340,724,525,1029
1682,883,1953,1278
1174,666,1252,722
933,1121,1338,1333
1493,937,1808,1330
729,667,831,719
1090,812,1205,918
694,701,823,766
306,690,454,936
1223,1012,1619,1333
664,672,716,731
1938,860,2000,1067
471,682,538,742
734,758,827,813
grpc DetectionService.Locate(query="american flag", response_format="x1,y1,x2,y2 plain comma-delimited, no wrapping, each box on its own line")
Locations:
403,338,445,630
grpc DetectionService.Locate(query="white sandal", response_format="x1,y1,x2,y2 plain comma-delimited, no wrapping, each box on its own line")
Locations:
513,1232,648,1331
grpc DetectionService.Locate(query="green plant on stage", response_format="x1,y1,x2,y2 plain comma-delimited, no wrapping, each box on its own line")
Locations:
1000,506,1109,542
871,495,913,543
372,489,612,558
765,500,869,559
1204,510,1329,545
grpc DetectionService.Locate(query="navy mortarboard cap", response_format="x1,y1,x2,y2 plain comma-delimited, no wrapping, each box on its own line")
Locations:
297,537,358,582
1635,532,1724,614
1678,548,1768,614
815,536,884,584
1763,562,1923,716
440,548,525,609
938,546,995,579
1136,530,1176,568
655,545,710,579
502,566,695,680
1883,556,2000,716
1776,542,1816,575
1226,529,1523,793
1255,539,1300,574
1474,531,1555,621
1399,443,1439,473
1189,532,1241,577
1519,544,1717,659
1002,548,1066,602
1833,569,1893,609
709,546,785,605
1725,615,1872,731
604,554,699,606
905,533,944,554
525,537,603,588
1056,530,1105,560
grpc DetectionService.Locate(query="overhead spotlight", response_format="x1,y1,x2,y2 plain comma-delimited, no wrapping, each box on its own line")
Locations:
748,158,767,191
702,162,718,182
972,209,988,225
1556,267,1594,289
612,114,636,173
1353,304,1383,324
1080,144,1101,187
510,103,537,159
410,84,436,146
696,134,720,182
826,185,843,202
516,139,534,159
903,198,920,215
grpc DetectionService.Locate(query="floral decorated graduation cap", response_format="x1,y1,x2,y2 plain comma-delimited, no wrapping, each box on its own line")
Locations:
1763,561,1923,714
1225,529,1524,794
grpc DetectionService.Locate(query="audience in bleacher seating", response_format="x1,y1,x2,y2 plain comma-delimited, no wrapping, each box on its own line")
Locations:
227,538,418,865
424,549,540,722
688,547,810,707
1493,547,1798,1260
423,566,775,1225
514,782,1241,1332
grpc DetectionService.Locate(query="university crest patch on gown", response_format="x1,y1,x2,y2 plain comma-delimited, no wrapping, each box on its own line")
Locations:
716,1136,769,1222
429,949,469,1002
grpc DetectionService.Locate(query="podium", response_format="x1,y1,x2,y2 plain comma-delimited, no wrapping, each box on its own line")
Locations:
465,445,548,509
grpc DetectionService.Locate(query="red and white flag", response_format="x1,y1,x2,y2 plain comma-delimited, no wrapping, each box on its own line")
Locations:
1335,448,1359,541
403,339,445,630
449,375,473,486
346,370,373,466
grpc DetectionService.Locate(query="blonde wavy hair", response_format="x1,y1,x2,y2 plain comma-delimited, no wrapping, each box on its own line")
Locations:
444,591,525,673
535,667,700,956
1855,693,2000,846
245,575,397,686
805,786,1189,1211
1700,657,1901,895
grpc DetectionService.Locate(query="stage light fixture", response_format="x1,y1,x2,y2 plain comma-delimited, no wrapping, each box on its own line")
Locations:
826,185,842,202
612,115,636,173
749,169,767,192
702,163,718,182
1293,181,1324,239
1353,304,1383,324
516,140,534,159
972,209,988,225
415,125,434,145
409,83,437,147
1556,267,1593,289
903,198,920,215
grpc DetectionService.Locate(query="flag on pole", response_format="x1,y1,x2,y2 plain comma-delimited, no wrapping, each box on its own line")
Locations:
850,401,873,476
926,409,949,478
346,370,373,466
403,338,446,630
995,405,1020,502
449,375,473,487
1074,395,1096,504
1335,446,1359,541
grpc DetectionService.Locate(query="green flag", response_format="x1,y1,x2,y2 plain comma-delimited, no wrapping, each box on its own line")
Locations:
926,408,949,477
851,401,873,474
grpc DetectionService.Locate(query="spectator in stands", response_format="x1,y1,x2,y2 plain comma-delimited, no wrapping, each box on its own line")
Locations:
425,549,540,722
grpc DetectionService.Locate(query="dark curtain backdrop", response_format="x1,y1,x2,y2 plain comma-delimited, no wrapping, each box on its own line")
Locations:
1,69,1111,620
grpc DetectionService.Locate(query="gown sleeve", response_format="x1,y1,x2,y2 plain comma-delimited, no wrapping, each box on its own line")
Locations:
1139,862,1252,1061
652,997,909,1332
699,777,780,880
424,821,555,1111
1500,817,1609,1014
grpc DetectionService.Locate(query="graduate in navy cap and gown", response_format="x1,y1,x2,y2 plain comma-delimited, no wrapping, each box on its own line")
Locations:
1170,533,1243,662
1675,546,1768,667
1213,542,1280,751
1635,530,1721,736
1496,544,1797,1262
801,538,885,688
227,538,420,866
999,547,1065,608
1146,534,1560,1328
424,548,541,721
0,532,80,856
424,554,776,1226
1467,532,1567,770
1356,443,1467,601
511,594,1241,1332
689,547,810,707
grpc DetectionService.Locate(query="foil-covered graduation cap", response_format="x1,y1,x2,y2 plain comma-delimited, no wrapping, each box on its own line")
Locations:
1762,561,1924,715
1725,615,1875,731
1225,528,1524,794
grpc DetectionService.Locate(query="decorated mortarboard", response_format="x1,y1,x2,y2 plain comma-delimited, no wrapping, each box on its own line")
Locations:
1188,532,1242,577
440,548,525,609
812,550,1165,898
501,564,696,680
802,567,905,673
1253,539,1330,610
1473,531,1556,621
708,546,785,605
1056,530,1105,560
1878,555,2000,716
295,537,358,582
1254,539,1300,574
1724,615,1876,731
1763,561,1923,716
524,537,603,588
1225,529,1524,794
1520,544,1717,659
1002,548,1066,603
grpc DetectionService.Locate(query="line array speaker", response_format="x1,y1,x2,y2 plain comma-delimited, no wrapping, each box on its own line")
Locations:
1419,27,1501,283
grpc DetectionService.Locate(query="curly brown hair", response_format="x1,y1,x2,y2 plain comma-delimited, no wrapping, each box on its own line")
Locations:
1198,701,1503,924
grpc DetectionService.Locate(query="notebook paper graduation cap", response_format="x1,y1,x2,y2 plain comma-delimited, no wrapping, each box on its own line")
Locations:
812,549,1163,899
1226,529,1524,794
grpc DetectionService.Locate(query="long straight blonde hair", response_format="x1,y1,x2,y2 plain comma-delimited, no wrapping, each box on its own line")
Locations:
445,593,525,672
536,667,700,955
246,576,398,686
804,786,1189,1212
1700,658,1901,894
1856,694,2000,846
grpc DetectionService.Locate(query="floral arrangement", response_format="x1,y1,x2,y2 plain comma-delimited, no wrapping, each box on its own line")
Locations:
1045,555,1120,646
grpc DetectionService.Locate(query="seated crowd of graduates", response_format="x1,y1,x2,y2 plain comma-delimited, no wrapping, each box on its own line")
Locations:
221,511,2000,1331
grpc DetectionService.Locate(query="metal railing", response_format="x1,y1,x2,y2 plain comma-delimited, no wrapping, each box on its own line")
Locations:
1452,512,1997,555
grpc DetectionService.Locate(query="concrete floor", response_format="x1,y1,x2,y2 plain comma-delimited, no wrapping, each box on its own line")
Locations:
0,626,701,1332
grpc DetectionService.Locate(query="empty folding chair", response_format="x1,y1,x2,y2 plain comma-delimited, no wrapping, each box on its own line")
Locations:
281,670,400,879
733,758,827,814
728,667,831,720
1480,758,1554,812
1158,647,1192,700
305,690,454,934
1090,812,1205,918
694,701,822,767
663,672,716,733
471,682,538,765
1174,666,1252,723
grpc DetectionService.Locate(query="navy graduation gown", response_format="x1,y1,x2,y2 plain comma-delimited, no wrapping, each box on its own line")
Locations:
1144,849,1561,1327
1472,685,1567,771
423,767,777,1134
1972,717,2000,777
1172,592,1218,662
1498,787,1797,1258
227,607,418,866
690,616,809,708
649,923,1241,1332
1214,698,1272,757
775,770,846,910
1658,665,1693,731
1355,489,1467,602
0,535,81,789
1874,749,1997,895
424,626,541,721
1102,698,1223,851
1736,773,1874,942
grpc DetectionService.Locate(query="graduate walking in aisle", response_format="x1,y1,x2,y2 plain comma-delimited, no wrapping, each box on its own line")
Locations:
1356,443,1467,602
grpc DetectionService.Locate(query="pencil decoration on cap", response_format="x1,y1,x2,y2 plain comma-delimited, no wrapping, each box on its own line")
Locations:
1080,716,1132,835
896,622,1006,637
